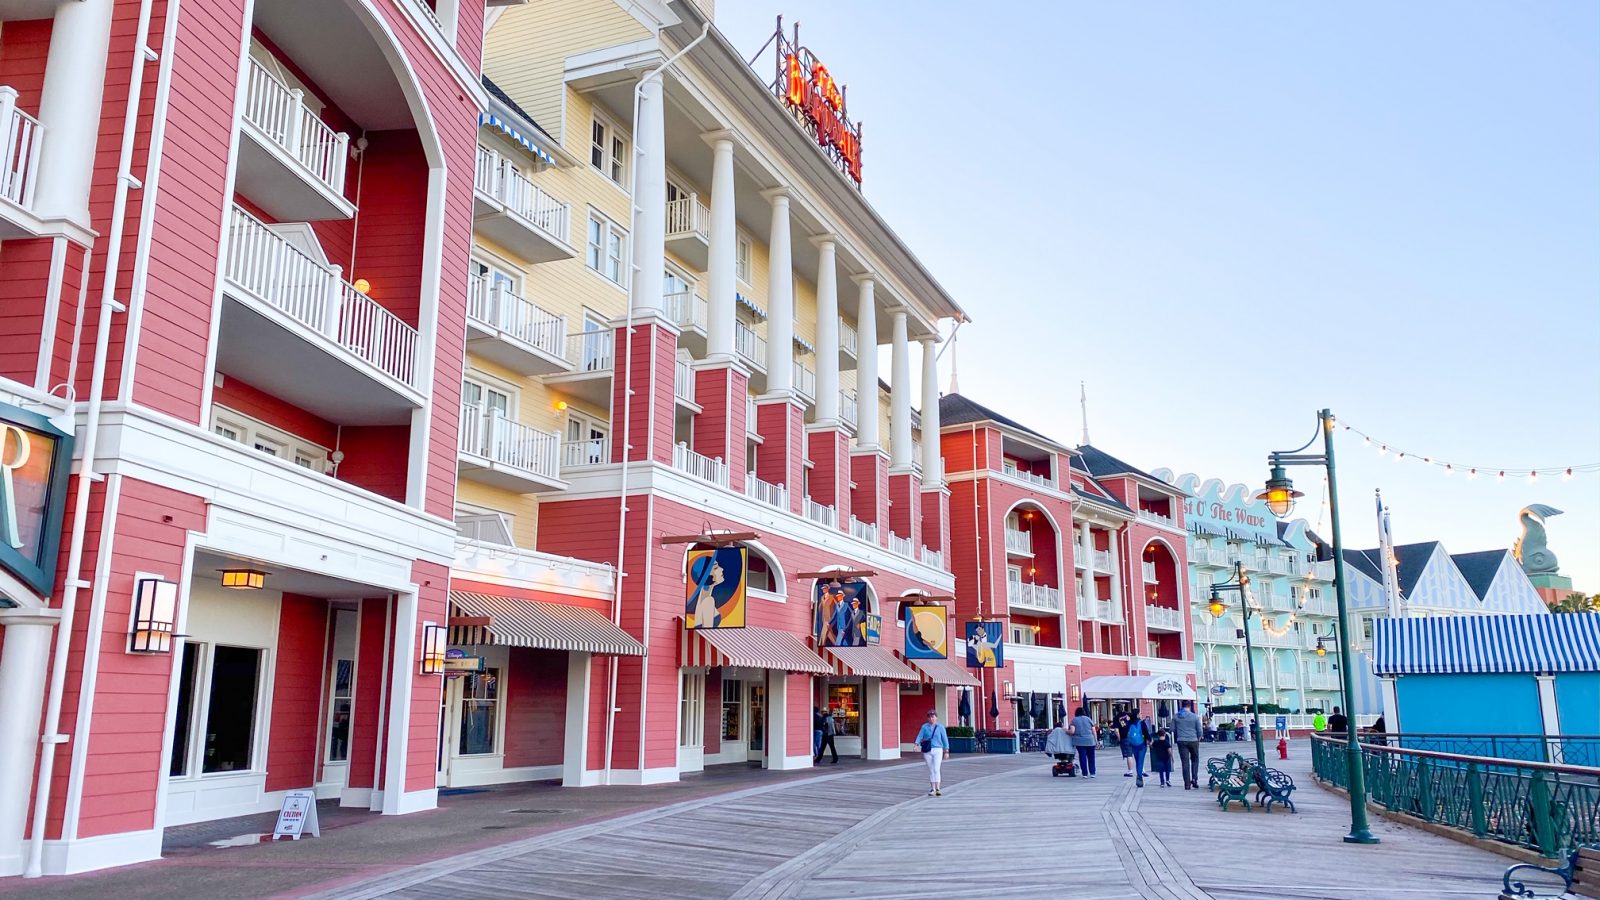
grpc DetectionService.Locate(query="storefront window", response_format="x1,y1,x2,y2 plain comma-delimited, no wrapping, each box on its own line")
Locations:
680,672,705,748
169,644,200,777
747,684,765,750
458,669,500,756
202,645,262,773
721,679,742,741
826,683,862,737
327,659,353,762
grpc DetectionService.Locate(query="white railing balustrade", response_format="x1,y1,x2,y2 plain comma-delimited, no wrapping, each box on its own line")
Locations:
665,194,709,240
804,497,839,528
1144,605,1184,631
1313,560,1335,580
1004,466,1057,490
888,532,914,558
1076,589,1094,619
744,474,788,509
1142,561,1158,582
568,330,614,373
475,145,570,243
734,321,765,369
561,437,611,468
746,394,759,434
1092,549,1112,571
849,516,878,544
1189,543,1208,561
459,405,561,481
840,320,858,357
920,545,946,570
243,59,349,196
793,360,816,399
0,86,43,210
1096,599,1122,622
1136,508,1173,526
225,205,418,388
1205,549,1231,567
466,274,567,360
839,390,858,427
1267,555,1290,575
674,357,694,403
673,443,729,487
1004,528,1032,555
1008,582,1064,612
664,290,707,332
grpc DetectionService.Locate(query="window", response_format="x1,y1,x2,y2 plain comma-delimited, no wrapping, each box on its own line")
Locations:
168,644,201,777
720,679,742,741
455,509,514,545
210,408,329,473
565,413,609,464
462,378,512,417
457,669,500,755
679,672,704,748
1361,617,1374,641
252,436,284,458
587,214,628,286
736,234,752,284
590,115,627,188
747,553,774,592
664,267,693,305
202,645,263,773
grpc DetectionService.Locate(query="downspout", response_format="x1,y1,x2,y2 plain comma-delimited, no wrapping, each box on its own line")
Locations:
25,0,163,877
605,21,709,786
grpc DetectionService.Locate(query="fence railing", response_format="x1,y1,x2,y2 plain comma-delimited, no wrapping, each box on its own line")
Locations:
674,357,695,403
803,497,838,528
1144,604,1184,630
225,205,417,387
466,274,567,360
792,359,816,400
243,58,349,196
664,290,707,332
735,321,765,371
0,86,43,210
673,442,728,487
1142,561,1158,582
839,390,858,428
475,144,570,243
1311,734,1600,858
665,194,709,240
849,515,878,545
744,473,788,509
888,532,914,558
561,437,610,469
568,330,614,373
1004,528,1032,555
1003,466,1056,490
840,320,858,357
458,406,561,481
1008,581,1064,613
921,545,945,570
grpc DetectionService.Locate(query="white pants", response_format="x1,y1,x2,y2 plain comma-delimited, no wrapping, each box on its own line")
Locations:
924,748,944,784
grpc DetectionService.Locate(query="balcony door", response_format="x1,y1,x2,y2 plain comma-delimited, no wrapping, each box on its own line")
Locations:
462,378,511,457
566,414,608,465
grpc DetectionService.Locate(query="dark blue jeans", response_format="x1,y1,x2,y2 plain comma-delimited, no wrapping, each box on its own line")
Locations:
1076,745,1096,776
1131,744,1148,782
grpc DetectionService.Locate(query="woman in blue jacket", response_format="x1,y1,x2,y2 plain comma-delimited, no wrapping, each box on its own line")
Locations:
914,710,950,796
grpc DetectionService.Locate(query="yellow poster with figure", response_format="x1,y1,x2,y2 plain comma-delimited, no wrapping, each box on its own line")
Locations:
685,546,747,629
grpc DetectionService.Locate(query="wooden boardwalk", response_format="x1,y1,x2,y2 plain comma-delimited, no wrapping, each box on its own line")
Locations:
308,745,1515,900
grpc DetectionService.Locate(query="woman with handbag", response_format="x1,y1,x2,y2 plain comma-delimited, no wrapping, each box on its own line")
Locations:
1069,706,1098,778
914,710,950,796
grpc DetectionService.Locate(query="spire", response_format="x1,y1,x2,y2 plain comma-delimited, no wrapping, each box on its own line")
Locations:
1079,381,1090,446
947,329,960,395
1376,489,1403,617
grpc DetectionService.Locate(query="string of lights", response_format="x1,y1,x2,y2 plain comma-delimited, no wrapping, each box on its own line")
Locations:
1338,422,1600,482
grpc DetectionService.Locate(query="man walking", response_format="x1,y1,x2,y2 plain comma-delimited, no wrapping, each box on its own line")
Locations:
1312,710,1327,733
1328,706,1348,736
814,709,839,764
1172,700,1203,790
813,706,826,760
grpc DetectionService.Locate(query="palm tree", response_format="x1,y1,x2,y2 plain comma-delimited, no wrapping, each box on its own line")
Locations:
1549,592,1599,614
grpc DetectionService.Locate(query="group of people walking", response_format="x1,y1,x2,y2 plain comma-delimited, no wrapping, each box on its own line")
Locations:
1044,700,1207,789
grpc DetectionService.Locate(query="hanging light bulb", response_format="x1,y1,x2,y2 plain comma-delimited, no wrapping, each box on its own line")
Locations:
1423,457,1433,465
1395,452,1405,462
1444,464,1453,476
1363,436,1372,446
1564,468,1574,481
1497,471,1506,482
1468,468,1479,479
1528,471,1538,483
1377,444,1388,456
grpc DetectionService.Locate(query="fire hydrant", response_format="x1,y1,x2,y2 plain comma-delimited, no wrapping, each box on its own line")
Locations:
1277,737,1289,759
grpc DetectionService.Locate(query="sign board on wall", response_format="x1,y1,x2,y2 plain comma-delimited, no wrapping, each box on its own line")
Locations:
772,18,864,185
685,546,748,629
902,603,949,660
1182,480,1279,545
965,620,1005,669
814,578,872,647
0,402,73,598
272,790,320,840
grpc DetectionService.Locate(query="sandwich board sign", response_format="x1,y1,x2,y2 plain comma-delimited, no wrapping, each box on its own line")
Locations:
272,790,320,840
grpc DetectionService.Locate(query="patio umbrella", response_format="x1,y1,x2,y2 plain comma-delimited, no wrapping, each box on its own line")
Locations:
958,688,972,724
988,689,1000,721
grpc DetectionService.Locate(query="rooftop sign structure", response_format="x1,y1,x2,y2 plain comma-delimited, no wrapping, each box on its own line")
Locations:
768,17,863,186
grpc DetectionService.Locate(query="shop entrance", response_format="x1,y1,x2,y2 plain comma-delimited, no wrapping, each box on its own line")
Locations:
746,682,766,763
820,678,867,758
437,651,506,788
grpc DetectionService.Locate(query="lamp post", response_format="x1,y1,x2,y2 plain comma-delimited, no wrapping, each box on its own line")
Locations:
1207,562,1268,767
1256,408,1378,845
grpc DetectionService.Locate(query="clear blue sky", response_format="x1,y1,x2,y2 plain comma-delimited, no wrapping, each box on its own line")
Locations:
715,2,1600,592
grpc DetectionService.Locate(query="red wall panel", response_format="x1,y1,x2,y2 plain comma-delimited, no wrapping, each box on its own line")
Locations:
212,373,338,449
265,594,328,791
502,648,566,769
346,596,389,791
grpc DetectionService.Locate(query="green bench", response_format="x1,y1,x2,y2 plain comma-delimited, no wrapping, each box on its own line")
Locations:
1501,844,1598,899
1253,767,1297,813
1217,769,1253,811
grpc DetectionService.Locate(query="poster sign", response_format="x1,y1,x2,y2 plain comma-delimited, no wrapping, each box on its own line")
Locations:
814,578,871,647
685,546,747,629
1152,677,1188,699
443,649,483,675
0,402,72,596
1275,715,1288,733
902,603,949,660
272,790,320,841
965,620,1005,669
864,613,881,646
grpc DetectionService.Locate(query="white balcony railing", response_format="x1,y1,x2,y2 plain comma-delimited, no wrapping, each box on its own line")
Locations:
561,437,611,469
568,330,614,373
849,516,878,545
735,321,766,369
664,290,707,332
225,205,417,387
673,442,729,487
243,58,349,196
1267,556,1290,575
1136,508,1174,526
793,360,816,400
888,532,915,558
840,320,858,357
1092,549,1112,571
1008,581,1064,613
458,406,561,481
1142,561,1158,582
1313,560,1336,580
746,393,759,434
1075,590,1094,620
674,356,695,403
804,497,839,528
1144,604,1184,631
1189,543,1208,562
1205,548,1231,567
744,474,789,509
921,545,945,570
1004,528,1032,555
839,390,858,428
0,86,43,211
1095,599,1122,622
1003,465,1057,490
1304,672,1341,691
474,145,570,243
467,274,567,360
664,194,709,240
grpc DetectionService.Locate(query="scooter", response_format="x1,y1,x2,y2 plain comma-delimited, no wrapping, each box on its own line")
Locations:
1050,753,1078,777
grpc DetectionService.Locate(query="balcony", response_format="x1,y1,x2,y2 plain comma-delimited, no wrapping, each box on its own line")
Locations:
1008,581,1064,613
1267,555,1289,575
1145,604,1184,632
1001,466,1057,491
848,515,879,545
921,545,945,570
744,474,789,509
561,436,611,472
473,145,575,263
804,497,839,528
466,275,570,375
1188,544,1208,562
735,321,766,375
792,359,816,403
237,58,353,222
0,86,43,237
1304,672,1340,691
664,290,708,354
457,406,564,493
839,390,859,429
1203,548,1231,567
674,356,697,407
746,393,759,435
838,319,859,370
673,442,728,487
1004,528,1032,556
219,205,421,424
544,330,615,407
888,532,915,558
664,194,709,269
1142,561,1158,582
1090,549,1112,571
1096,599,1122,622
1313,560,1336,580
1136,508,1174,527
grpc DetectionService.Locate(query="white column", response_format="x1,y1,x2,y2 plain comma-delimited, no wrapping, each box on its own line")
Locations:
1379,676,1400,734
853,276,879,447
31,0,116,224
813,237,840,422
763,190,793,393
704,134,736,358
563,652,594,787
1080,524,1098,607
0,612,60,876
1108,531,1123,631
919,337,941,481
889,310,912,468
630,77,667,314
765,670,794,769
932,684,951,726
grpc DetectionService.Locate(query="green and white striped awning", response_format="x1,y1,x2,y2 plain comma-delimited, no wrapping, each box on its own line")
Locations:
449,591,644,656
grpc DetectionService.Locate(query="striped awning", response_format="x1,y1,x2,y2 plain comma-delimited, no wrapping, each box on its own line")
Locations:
479,113,557,167
735,292,766,319
682,626,833,674
1372,613,1600,676
449,591,644,656
899,654,981,688
821,645,921,681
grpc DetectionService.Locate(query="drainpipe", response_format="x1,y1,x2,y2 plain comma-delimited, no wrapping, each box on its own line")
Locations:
25,0,165,877
604,21,710,786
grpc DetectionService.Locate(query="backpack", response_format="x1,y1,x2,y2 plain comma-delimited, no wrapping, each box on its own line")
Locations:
1127,721,1145,747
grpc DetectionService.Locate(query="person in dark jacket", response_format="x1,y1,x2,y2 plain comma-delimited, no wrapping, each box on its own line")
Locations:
814,710,839,764
1150,727,1174,787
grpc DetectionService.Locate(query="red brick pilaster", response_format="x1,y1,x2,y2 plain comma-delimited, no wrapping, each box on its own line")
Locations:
849,448,889,543
888,470,922,547
755,396,805,514
804,426,851,526
609,317,679,466
691,362,750,493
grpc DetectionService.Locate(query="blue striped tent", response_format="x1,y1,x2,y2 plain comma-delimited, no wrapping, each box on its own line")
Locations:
479,113,557,168
1373,614,1600,675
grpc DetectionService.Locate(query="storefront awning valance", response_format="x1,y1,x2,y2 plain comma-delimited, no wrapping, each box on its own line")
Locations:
821,646,921,681
1080,674,1195,701
682,625,833,674
1373,613,1600,676
479,113,557,168
899,654,981,687
449,591,644,656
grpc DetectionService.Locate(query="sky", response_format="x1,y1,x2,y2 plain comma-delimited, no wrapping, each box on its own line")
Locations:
713,2,1600,593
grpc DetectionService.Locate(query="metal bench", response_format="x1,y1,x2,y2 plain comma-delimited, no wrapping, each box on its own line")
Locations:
1217,769,1253,811
1206,752,1245,790
1253,767,1297,813
1501,845,1598,899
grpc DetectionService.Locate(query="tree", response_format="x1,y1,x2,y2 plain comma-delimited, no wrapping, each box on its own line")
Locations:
1549,592,1599,614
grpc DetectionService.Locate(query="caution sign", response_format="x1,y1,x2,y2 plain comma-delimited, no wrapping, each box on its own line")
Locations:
272,790,321,841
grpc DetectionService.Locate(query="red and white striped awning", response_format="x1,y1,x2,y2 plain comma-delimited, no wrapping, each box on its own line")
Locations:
449,591,645,656
681,625,833,674
820,645,921,681
899,654,982,688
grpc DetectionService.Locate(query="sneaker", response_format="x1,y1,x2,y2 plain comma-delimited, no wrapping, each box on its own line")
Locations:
935,789,942,796
927,789,936,796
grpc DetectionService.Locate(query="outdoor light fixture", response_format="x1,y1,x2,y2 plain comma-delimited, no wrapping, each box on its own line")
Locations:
219,568,266,590
1316,643,1328,657
421,624,448,674
129,577,178,653
353,278,371,295
1207,593,1227,619
1255,464,1303,518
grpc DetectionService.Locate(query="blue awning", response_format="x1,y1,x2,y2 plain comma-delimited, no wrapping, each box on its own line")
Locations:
480,113,556,168
1372,614,1600,676
736,292,766,320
